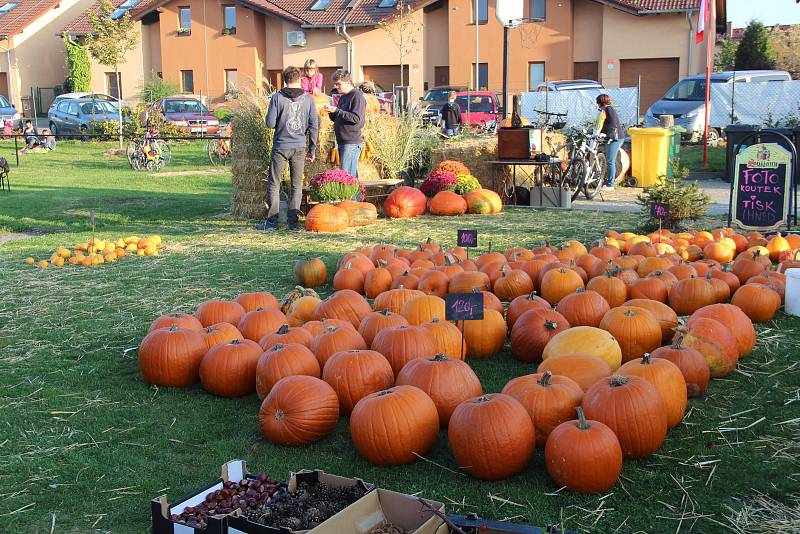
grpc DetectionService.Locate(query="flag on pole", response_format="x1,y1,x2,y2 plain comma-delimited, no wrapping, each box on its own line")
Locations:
696,0,708,43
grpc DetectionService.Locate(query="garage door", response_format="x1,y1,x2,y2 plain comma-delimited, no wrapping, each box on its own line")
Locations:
620,58,679,112
363,65,411,92
0,72,8,99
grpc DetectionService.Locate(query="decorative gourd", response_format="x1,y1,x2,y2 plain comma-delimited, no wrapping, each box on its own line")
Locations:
396,354,483,427
148,313,203,333
237,307,288,342
322,349,394,414
689,303,755,357
619,354,687,428
371,325,438,375
258,375,339,445
199,339,262,397
651,334,710,398
731,284,781,323
542,326,623,371
502,371,584,447
581,374,667,459
373,286,425,314
350,385,440,465
598,306,662,364
510,309,571,363
287,295,322,326
203,322,245,349
258,324,314,351
540,267,585,305
313,289,373,329
310,326,368,369
623,299,679,344
336,200,378,226
401,294,446,326
507,291,551,330
358,309,409,348
447,394,534,480
544,407,623,494
280,286,321,315
586,271,628,308
537,354,612,393
555,289,610,328
195,299,246,328
457,309,507,358
255,342,321,399
235,291,280,312
305,203,349,232
767,232,791,262
138,326,208,387
672,320,738,378
422,318,466,360
430,190,468,216
292,259,328,288
383,186,427,218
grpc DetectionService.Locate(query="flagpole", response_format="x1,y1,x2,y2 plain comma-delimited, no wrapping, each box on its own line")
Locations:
702,0,714,167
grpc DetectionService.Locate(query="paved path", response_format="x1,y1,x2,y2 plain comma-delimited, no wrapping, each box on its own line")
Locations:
571,179,731,215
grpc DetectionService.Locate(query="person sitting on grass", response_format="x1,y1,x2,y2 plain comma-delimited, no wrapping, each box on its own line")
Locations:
23,120,40,149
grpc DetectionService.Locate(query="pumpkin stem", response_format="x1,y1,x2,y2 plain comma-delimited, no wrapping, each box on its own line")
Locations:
273,409,285,421
475,395,492,403
398,284,405,290
431,353,449,361
575,406,590,430
544,320,559,331
277,324,289,334
229,339,243,345
273,343,285,350
377,259,388,268
641,353,652,364
169,325,178,332
609,374,630,387
671,334,685,349
623,309,636,317
379,309,391,316
376,389,393,397
538,371,553,387
430,317,441,324
324,326,337,333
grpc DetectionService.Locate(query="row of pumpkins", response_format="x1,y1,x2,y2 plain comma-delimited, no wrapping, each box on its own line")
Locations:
24,235,163,268
137,228,792,492
305,187,504,233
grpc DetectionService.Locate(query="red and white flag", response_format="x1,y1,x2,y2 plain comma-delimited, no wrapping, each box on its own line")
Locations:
696,0,709,43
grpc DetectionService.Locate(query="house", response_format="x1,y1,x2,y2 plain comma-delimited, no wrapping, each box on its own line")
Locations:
1,0,98,111
62,0,726,110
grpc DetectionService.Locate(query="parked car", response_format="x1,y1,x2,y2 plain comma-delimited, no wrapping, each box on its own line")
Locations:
47,98,125,136
420,91,502,130
536,79,605,92
418,85,467,125
0,94,22,129
644,70,792,143
154,97,220,135
50,92,128,111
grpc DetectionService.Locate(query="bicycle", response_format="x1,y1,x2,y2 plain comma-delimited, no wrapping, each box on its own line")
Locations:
560,130,607,201
207,128,232,166
127,127,172,170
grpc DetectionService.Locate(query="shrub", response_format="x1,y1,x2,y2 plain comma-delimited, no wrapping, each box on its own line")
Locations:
63,34,91,93
365,111,432,181
636,160,710,230
141,73,179,103
454,173,481,194
420,172,457,197
213,107,233,123
431,159,470,176
310,169,365,202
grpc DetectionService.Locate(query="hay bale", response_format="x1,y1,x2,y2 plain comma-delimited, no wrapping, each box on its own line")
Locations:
233,190,266,206
431,137,506,190
231,202,267,220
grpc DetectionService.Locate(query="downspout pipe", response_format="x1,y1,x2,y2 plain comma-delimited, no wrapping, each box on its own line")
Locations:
0,39,15,109
686,11,694,77
338,23,354,75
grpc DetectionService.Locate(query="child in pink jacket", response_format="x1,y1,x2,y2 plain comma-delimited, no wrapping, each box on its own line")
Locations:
301,59,324,95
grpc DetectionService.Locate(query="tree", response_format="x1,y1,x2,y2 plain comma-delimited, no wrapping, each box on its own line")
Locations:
377,0,421,91
63,34,91,92
769,25,800,78
86,0,139,148
714,37,738,72
735,20,777,71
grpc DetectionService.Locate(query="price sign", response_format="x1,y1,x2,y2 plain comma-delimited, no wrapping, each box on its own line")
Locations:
650,202,669,220
457,229,478,248
445,293,484,321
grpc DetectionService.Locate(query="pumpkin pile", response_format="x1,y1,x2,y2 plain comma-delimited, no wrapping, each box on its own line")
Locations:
139,227,788,494
383,186,503,219
305,201,378,232
24,234,163,268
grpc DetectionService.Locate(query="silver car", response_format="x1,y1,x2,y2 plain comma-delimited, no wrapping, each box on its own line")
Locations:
47,98,124,136
0,94,22,129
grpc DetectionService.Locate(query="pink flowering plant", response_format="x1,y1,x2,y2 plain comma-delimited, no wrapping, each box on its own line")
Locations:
420,172,458,197
310,169,365,202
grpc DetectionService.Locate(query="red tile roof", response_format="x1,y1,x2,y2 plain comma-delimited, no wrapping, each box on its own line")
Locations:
63,0,161,34
602,0,700,13
0,0,60,37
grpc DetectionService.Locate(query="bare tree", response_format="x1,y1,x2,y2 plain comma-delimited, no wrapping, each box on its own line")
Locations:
378,0,422,88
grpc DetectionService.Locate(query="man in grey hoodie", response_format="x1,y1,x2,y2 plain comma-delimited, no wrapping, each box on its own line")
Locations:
257,66,319,231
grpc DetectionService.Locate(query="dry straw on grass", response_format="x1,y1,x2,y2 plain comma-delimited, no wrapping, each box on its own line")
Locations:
726,492,800,533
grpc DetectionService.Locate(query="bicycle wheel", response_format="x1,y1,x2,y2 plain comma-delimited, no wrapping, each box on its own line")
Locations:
130,152,145,171
584,153,607,200
566,159,586,201
207,139,226,166
126,141,140,165
158,141,172,165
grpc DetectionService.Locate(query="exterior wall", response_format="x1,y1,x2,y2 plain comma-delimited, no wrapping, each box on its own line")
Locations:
575,3,711,88
158,0,264,102
1,0,95,110
87,20,146,103
423,2,449,89
264,16,283,71
145,20,163,76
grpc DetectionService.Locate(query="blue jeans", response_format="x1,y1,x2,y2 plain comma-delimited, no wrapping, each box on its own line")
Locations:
445,128,457,136
339,143,362,178
605,139,624,187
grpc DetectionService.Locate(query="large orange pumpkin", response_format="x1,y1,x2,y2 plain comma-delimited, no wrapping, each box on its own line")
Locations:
463,188,503,214
493,267,534,302
541,267,585,305
673,319,738,378
235,291,280,312
195,299,246,328
668,277,716,316
199,339,262,397
619,354,687,428
396,354,483,427
310,326,368,369
623,299,678,344
383,186,427,218
507,291,551,330
401,294,446,325
358,309,409,348
371,325,438,375
598,306,662,364
203,322,245,349
689,303,755,357
258,375,339,445
651,334,709,398
457,309,507,358
586,271,628,308
292,259,328,288
537,354,612,392
313,289,373,329
322,349,394,415
148,313,203,333
336,200,378,227
350,385,440,465
305,203,349,232
555,289,610,328
731,283,781,323
448,394,534,480
448,271,491,294
237,307,288,342
258,324,314,351
542,326,623,371
422,318,466,360
510,309,570,363
429,190,467,216
138,326,208,387
255,343,321,399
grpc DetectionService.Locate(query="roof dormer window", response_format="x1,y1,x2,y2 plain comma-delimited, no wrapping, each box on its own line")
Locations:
0,2,19,16
310,0,333,11
377,0,397,7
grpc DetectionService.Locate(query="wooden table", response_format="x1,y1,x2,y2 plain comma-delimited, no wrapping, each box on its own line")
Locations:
488,159,563,206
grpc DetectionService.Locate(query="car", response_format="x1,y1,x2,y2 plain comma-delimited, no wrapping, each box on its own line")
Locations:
535,79,605,92
644,70,791,143
0,94,22,129
455,91,502,128
50,92,128,111
418,85,468,125
47,98,125,136
155,97,220,135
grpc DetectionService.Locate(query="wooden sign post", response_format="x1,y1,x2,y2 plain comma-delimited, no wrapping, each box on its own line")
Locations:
650,202,669,233
445,293,484,360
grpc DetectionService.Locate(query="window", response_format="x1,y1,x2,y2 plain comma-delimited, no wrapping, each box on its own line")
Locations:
178,7,191,31
528,62,545,91
110,0,141,20
0,95,9,107
181,70,194,93
106,72,122,99
472,63,488,90
57,101,69,113
474,0,487,23
67,102,80,116
529,0,545,20
310,0,332,10
455,95,494,113
223,5,236,30
163,98,207,113
377,0,396,7
225,69,238,93
0,3,19,16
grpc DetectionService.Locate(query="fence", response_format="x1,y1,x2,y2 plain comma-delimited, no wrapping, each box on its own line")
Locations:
520,88,640,130
708,80,800,129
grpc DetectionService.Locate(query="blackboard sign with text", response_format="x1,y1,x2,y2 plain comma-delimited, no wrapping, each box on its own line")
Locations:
457,229,478,248
731,143,792,231
650,202,669,220
445,293,484,321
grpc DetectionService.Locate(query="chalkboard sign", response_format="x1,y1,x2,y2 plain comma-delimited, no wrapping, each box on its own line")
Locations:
731,143,792,231
457,229,478,248
445,293,484,321
650,202,669,220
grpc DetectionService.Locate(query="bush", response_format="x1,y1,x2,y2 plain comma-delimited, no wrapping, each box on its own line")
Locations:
310,169,365,202
141,74,179,103
213,107,233,123
364,111,432,181
89,118,137,139
454,173,481,194
63,34,91,93
636,160,710,230
420,172,458,197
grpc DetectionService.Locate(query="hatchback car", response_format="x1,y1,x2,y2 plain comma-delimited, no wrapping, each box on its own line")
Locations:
418,85,468,124
0,94,22,130
155,97,219,134
50,92,127,111
48,98,123,136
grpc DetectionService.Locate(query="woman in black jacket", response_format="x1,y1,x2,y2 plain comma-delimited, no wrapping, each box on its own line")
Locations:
441,91,462,136
595,94,625,191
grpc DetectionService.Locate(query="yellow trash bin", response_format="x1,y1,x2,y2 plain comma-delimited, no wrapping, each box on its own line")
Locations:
627,127,672,187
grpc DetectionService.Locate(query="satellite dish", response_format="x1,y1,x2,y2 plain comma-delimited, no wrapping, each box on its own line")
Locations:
495,0,523,26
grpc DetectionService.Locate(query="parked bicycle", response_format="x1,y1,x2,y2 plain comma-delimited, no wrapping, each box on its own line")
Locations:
127,126,171,171
207,127,231,166
560,130,607,201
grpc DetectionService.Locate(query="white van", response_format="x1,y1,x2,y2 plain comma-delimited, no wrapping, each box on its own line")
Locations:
644,70,791,143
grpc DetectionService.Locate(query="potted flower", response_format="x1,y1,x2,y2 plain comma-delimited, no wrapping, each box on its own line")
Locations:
177,27,191,36
454,173,481,194
419,172,457,197
310,169,365,203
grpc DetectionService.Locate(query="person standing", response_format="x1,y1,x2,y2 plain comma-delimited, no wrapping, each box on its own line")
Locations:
595,94,625,191
301,59,324,96
440,91,462,136
322,70,366,178
257,66,319,231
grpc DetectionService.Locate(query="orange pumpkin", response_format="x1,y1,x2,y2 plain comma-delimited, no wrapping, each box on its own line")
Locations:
457,309,507,358
322,349,394,415
401,294,446,325
541,267,585,305
537,354,612,393
371,325,438,376
510,309,570,363
651,334,710,398
358,309,409,348
199,339,262,397
305,203,349,232
255,342,321,399
507,291,552,330
138,326,208,387
258,375,339,445
555,289,610,328
195,299,246,328
313,289,372,329
237,307,288,342
429,190,467,216
148,313,203,333
619,354,687,428
310,326,368,369
731,283,781,323
203,322,245,349
599,306,662,363
258,324,314,351
673,319,738,378
422,318,466,360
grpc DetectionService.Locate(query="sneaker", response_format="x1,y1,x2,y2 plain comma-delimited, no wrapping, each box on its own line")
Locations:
255,220,278,231
601,185,615,192
287,221,300,231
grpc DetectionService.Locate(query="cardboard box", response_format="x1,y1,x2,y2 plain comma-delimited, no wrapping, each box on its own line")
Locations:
226,469,375,534
307,489,446,534
447,514,578,534
151,460,278,534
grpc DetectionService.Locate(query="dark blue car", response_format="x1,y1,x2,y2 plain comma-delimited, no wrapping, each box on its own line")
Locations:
47,98,125,136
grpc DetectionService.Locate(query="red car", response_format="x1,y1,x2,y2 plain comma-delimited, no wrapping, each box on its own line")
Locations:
155,97,220,135
454,91,501,129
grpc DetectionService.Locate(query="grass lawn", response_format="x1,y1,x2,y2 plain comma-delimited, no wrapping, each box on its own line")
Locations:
1,143,798,533
679,145,726,174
